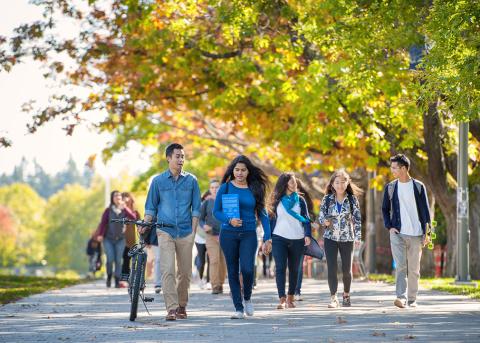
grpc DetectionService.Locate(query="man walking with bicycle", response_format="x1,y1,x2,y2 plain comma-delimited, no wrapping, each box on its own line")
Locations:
139,143,201,321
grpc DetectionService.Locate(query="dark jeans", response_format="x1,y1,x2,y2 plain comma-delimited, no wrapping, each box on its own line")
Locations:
220,229,258,312
324,238,354,295
195,242,210,281
103,238,125,279
295,254,305,295
272,234,305,298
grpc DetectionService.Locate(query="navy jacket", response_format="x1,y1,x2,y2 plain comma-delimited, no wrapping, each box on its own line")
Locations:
270,196,312,238
381,179,431,235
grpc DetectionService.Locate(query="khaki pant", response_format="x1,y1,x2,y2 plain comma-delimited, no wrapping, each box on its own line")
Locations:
205,234,226,289
390,232,423,301
157,230,194,311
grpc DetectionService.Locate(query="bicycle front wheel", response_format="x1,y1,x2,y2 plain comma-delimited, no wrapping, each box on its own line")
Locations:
129,253,145,321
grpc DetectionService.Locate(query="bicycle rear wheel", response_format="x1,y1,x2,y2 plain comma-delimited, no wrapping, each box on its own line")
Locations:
129,253,145,321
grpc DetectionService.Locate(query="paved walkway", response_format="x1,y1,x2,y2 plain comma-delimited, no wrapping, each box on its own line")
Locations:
0,277,479,342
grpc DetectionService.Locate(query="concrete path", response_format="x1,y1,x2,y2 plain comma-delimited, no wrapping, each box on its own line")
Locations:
0,278,479,342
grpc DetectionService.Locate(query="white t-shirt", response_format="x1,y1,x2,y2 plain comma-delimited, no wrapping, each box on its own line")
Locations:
397,180,423,236
273,202,305,240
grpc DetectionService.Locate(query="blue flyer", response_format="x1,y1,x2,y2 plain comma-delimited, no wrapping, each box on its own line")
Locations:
222,194,240,219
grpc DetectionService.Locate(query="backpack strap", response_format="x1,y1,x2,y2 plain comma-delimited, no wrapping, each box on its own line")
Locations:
324,194,331,215
347,193,354,214
412,179,422,195
387,180,397,222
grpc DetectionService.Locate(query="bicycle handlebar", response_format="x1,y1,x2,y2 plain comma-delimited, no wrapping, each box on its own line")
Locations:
110,218,174,228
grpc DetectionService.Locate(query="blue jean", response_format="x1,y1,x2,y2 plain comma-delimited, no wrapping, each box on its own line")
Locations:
295,254,305,295
272,234,304,298
220,229,258,312
103,238,125,278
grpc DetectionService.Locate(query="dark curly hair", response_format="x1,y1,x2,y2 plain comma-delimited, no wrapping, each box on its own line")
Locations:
221,155,269,217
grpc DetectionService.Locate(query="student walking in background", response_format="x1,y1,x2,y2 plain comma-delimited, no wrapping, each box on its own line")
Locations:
213,155,271,319
269,172,312,309
382,154,431,309
194,197,210,289
139,143,201,321
200,180,226,294
96,190,138,288
121,192,140,286
86,231,102,279
318,170,362,308
294,179,317,301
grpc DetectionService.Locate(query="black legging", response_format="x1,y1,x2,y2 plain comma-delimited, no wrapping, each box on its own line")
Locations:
324,238,354,295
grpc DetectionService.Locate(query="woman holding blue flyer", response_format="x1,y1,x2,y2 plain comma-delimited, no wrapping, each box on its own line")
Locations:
268,172,312,310
213,155,271,319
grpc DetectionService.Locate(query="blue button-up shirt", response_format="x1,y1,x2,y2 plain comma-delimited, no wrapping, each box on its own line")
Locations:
145,169,201,238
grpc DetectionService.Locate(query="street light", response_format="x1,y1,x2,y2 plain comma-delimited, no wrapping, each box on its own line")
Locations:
455,121,475,285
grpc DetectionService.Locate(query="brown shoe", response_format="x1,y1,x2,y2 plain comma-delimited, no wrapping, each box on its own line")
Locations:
176,306,187,319
212,286,221,295
394,298,406,309
277,297,287,310
286,295,296,308
165,309,177,321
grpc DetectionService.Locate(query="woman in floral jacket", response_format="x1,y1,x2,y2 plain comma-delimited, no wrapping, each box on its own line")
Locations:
319,169,362,308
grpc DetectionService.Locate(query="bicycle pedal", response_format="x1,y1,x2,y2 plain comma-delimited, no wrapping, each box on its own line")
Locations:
144,297,154,302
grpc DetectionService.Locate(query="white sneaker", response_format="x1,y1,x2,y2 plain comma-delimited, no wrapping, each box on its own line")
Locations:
294,294,303,301
205,282,212,290
328,295,339,308
244,300,254,316
230,311,245,319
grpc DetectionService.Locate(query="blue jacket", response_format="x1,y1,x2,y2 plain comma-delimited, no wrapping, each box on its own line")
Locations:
213,182,271,241
381,179,431,234
269,196,312,238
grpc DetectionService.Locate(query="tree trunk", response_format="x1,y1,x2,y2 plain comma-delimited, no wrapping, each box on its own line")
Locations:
469,184,480,279
422,102,457,276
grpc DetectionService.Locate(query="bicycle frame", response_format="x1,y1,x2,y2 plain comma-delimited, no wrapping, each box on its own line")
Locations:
110,218,173,321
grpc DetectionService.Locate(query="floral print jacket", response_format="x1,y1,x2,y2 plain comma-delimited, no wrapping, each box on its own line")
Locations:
318,193,362,242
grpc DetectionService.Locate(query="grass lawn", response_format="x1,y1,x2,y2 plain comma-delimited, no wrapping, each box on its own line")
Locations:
0,275,84,305
368,274,480,299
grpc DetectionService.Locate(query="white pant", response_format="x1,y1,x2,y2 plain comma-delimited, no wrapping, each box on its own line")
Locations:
390,232,423,301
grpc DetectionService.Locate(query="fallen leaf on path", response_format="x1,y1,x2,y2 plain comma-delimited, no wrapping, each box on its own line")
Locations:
404,334,416,340
372,331,386,337
406,324,414,329
336,316,347,324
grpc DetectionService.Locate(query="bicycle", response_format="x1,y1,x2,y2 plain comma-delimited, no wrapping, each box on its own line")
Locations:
110,218,173,321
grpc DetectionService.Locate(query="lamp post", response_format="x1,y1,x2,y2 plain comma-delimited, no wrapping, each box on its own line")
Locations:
367,171,377,274
455,121,473,284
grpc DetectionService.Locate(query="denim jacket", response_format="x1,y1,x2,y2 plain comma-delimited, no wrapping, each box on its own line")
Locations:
144,169,201,238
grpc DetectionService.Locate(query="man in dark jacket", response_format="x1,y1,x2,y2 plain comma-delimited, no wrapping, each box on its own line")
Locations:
382,154,431,309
